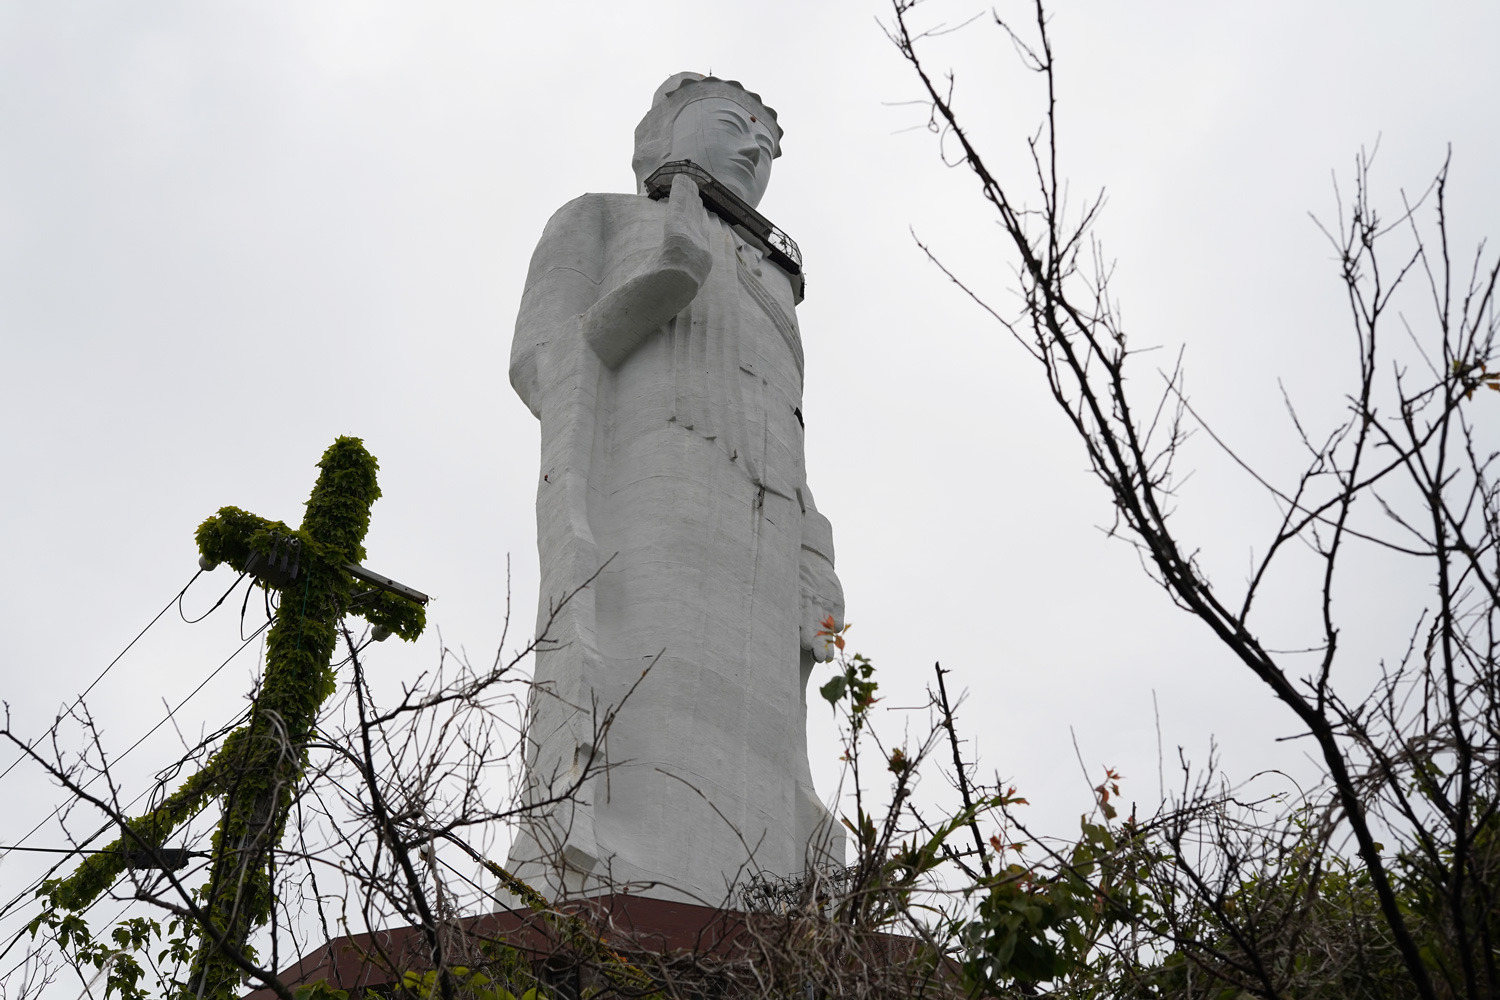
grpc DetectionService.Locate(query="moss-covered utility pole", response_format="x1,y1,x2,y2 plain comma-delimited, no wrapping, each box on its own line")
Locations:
44,437,426,999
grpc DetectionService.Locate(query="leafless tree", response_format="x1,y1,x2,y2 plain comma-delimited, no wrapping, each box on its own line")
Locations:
9,5,1496,995
886,1,1500,997
0,566,642,1000
4,560,1047,1000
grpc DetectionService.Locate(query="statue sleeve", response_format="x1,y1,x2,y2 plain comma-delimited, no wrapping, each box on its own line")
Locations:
509,196,609,701
799,485,846,662
510,195,606,418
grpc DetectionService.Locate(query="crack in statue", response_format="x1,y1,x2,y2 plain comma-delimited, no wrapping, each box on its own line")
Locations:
507,72,846,904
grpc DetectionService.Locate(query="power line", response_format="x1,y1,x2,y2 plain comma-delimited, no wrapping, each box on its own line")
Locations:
0,750,228,972
0,566,267,978
0,843,216,984
178,569,250,625
0,845,210,862
0,568,204,786
0,619,270,916
0,618,266,863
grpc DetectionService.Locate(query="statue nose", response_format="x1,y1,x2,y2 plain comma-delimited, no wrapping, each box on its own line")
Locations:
739,140,761,166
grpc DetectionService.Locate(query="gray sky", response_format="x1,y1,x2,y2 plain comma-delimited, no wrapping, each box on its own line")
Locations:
2,0,1498,944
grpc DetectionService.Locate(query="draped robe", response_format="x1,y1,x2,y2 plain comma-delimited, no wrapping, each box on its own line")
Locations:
507,192,845,903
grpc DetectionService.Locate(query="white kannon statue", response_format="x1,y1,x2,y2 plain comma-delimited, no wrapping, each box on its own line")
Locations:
506,72,846,904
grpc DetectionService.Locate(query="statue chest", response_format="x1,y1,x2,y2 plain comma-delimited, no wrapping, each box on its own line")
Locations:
599,239,807,500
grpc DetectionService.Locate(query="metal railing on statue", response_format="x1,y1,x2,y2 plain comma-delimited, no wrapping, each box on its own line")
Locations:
644,159,806,303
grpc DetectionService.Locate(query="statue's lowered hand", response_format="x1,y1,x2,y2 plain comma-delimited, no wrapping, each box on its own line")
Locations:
659,172,713,284
799,552,846,664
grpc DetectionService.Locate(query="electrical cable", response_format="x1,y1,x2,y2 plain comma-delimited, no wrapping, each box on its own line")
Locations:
238,573,278,641
0,606,270,931
0,618,267,863
0,568,273,978
0,845,211,859
0,568,203,786
0,618,271,909
0,723,232,952
0,751,230,967
177,570,250,625
0,557,350,975
0,841,218,981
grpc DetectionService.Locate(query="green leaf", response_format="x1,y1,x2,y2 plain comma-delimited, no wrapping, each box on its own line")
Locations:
819,676,847,706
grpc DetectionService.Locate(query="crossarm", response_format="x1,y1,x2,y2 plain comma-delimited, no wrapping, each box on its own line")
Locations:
195,507,295,573
351,588,426,642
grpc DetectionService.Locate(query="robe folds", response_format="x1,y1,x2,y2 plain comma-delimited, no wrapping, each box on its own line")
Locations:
507,192,846,904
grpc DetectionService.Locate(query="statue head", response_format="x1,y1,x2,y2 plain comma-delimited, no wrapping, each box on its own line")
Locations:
633,72,782,209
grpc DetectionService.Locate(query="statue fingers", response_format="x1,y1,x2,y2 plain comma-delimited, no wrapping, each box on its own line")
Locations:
667,171,700,204
800,596,843,661
807,632,837,663
665,172,712,246
801,623,834,663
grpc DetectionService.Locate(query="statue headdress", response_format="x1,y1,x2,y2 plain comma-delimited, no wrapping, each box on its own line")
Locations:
632,72,783,194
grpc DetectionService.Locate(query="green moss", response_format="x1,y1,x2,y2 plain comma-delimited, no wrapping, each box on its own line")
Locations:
45,437,426,1000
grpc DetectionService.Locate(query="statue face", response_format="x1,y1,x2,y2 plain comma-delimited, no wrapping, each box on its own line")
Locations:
668,97,776,208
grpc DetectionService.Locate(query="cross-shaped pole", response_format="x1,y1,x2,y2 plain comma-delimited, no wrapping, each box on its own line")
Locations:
43,436,426,1000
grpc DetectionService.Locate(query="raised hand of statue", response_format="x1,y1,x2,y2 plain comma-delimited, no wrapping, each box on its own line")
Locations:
658,171,714,286
579,171,715,369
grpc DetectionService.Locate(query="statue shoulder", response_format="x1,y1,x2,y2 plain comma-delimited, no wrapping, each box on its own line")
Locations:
528,193,659,285
539,192,658,234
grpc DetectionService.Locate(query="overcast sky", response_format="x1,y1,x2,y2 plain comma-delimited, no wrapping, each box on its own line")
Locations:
3,0,1498,948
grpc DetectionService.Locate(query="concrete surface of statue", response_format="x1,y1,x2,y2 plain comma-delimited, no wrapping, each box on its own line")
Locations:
506,72,847,904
